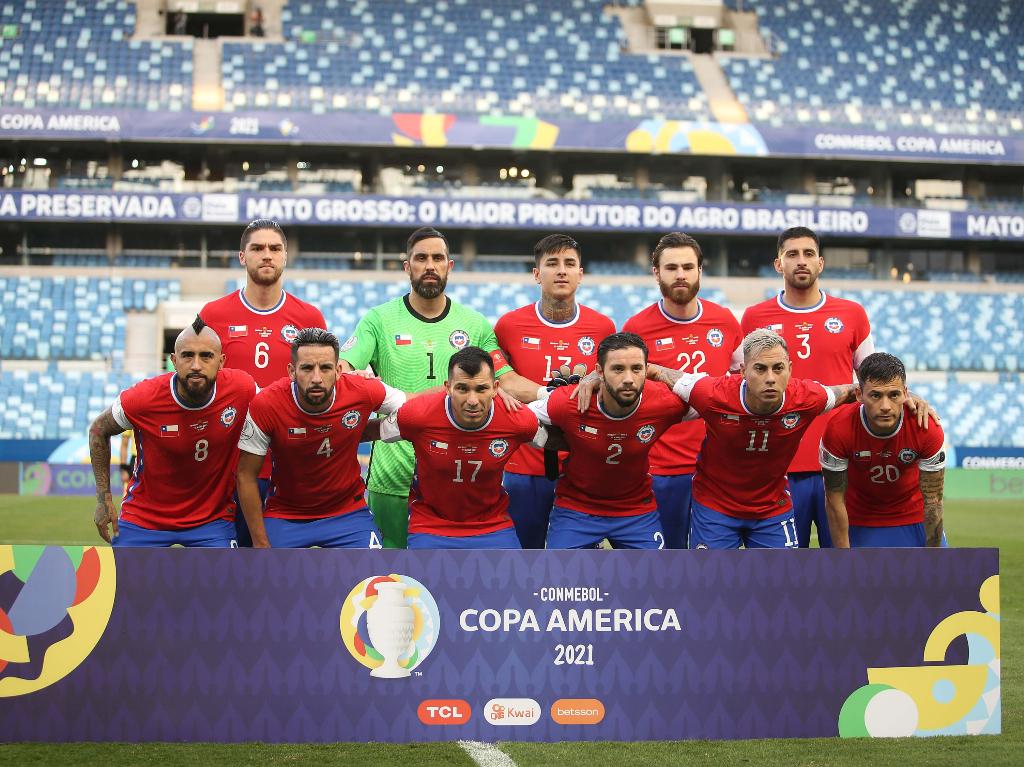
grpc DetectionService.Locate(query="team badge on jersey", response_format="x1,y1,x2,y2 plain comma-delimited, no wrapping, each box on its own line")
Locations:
340,335,357,352
825,317,844,334
577,336,596,356
706,328,724,348
636,424,656,443
781,413,801,429
488,438,510,458
281,324,300,343
449,329,470,349
341,410,361,429
899,448,918,464
220,407,237,427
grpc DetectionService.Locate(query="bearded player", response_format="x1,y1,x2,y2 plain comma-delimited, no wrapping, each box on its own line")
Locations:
820,352,946,548
529,332,691,549
89,318,256,547
494,234,615,549
622,232,741,548
339,226,542,548
236,328,407,548
366,347,546,549
201,218,326,545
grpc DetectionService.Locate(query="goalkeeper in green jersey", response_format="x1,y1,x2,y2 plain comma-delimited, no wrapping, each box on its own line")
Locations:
340,227,544,548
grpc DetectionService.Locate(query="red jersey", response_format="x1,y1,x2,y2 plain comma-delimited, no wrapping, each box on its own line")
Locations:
533,383,689,517
238,375,405,520
380,392,541,536
682,374,834,519
623,298,742,474
494,302,615,476
201,288,327,479
741,291,872,473
820,403,946,527
112,369,257,530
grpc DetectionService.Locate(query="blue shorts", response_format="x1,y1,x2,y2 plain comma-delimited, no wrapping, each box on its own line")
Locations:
651,473,693,550
232,477,272,548
689,499,798,550
850,523,950,548
408,526,522,550
547,505,664,550
264,508,382,549
788,471,830,548
113,519,237,548
503,472,557,550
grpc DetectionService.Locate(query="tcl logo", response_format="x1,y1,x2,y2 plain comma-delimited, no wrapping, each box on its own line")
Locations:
417,699,472,725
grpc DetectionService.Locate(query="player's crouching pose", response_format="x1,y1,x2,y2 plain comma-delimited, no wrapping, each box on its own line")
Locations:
648,328,859,549
89,319,257,547
820,352,946,548
532,332,691,550
363,347,546,549
236,328,407,548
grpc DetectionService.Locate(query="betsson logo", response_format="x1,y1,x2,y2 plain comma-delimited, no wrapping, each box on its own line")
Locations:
417,699,472,725
551,698,606,725
484,698,542,726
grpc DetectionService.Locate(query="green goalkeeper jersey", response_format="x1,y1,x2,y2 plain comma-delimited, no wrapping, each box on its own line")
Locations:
340,294,512,496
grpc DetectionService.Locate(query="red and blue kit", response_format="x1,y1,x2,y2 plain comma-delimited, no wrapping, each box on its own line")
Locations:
380,391,542,536
820,403,946,527
112,369,257,529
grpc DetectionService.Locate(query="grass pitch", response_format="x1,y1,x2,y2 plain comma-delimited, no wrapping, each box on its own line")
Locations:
0,495,1019,766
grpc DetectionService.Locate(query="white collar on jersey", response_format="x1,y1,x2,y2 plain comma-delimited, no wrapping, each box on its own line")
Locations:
775,290,827,314
239,288,288,315
739,379,786,416
533,300,580,328
445,395,495,432
290,381,337,416
596,390,644,421
168,374,218,411
859,404,904,439
657,298,703,324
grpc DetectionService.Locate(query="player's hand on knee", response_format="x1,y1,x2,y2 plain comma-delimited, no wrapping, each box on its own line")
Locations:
94,493,117,543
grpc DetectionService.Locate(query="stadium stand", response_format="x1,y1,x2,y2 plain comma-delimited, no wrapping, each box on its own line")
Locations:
0,0,193,111
220,0,712,120
0,276,180,361
721,0,1024,135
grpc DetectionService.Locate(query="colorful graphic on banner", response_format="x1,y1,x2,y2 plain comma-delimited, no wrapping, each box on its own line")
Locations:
0,547,999,742
340,574,441,678
19,463,123,496
839,575,1000,737
0,545,116,698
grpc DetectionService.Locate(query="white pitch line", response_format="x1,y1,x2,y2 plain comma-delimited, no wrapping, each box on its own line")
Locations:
458,740,519,767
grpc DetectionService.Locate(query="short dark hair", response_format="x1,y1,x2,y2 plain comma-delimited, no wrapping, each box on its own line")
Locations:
652,232,703,269
856,352,907,388
407,227,449,257
448,346,494,379
291,327,340,364
777,226,820,255
241,218,287,251
533,234,581,267
191,314,207,334
597,332,648,367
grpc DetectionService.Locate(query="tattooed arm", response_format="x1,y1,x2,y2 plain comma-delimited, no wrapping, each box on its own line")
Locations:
89,408,124,543
822,468,851,549
920,468,945,547
825,384,857,409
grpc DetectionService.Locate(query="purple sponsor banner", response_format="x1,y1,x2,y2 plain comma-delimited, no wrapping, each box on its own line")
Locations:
0,547,1000,742
0,188,1020,240
2,108,1020,164
17,462,123,497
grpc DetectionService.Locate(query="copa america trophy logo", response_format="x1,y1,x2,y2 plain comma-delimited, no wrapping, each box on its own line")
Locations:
340,574,440,679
